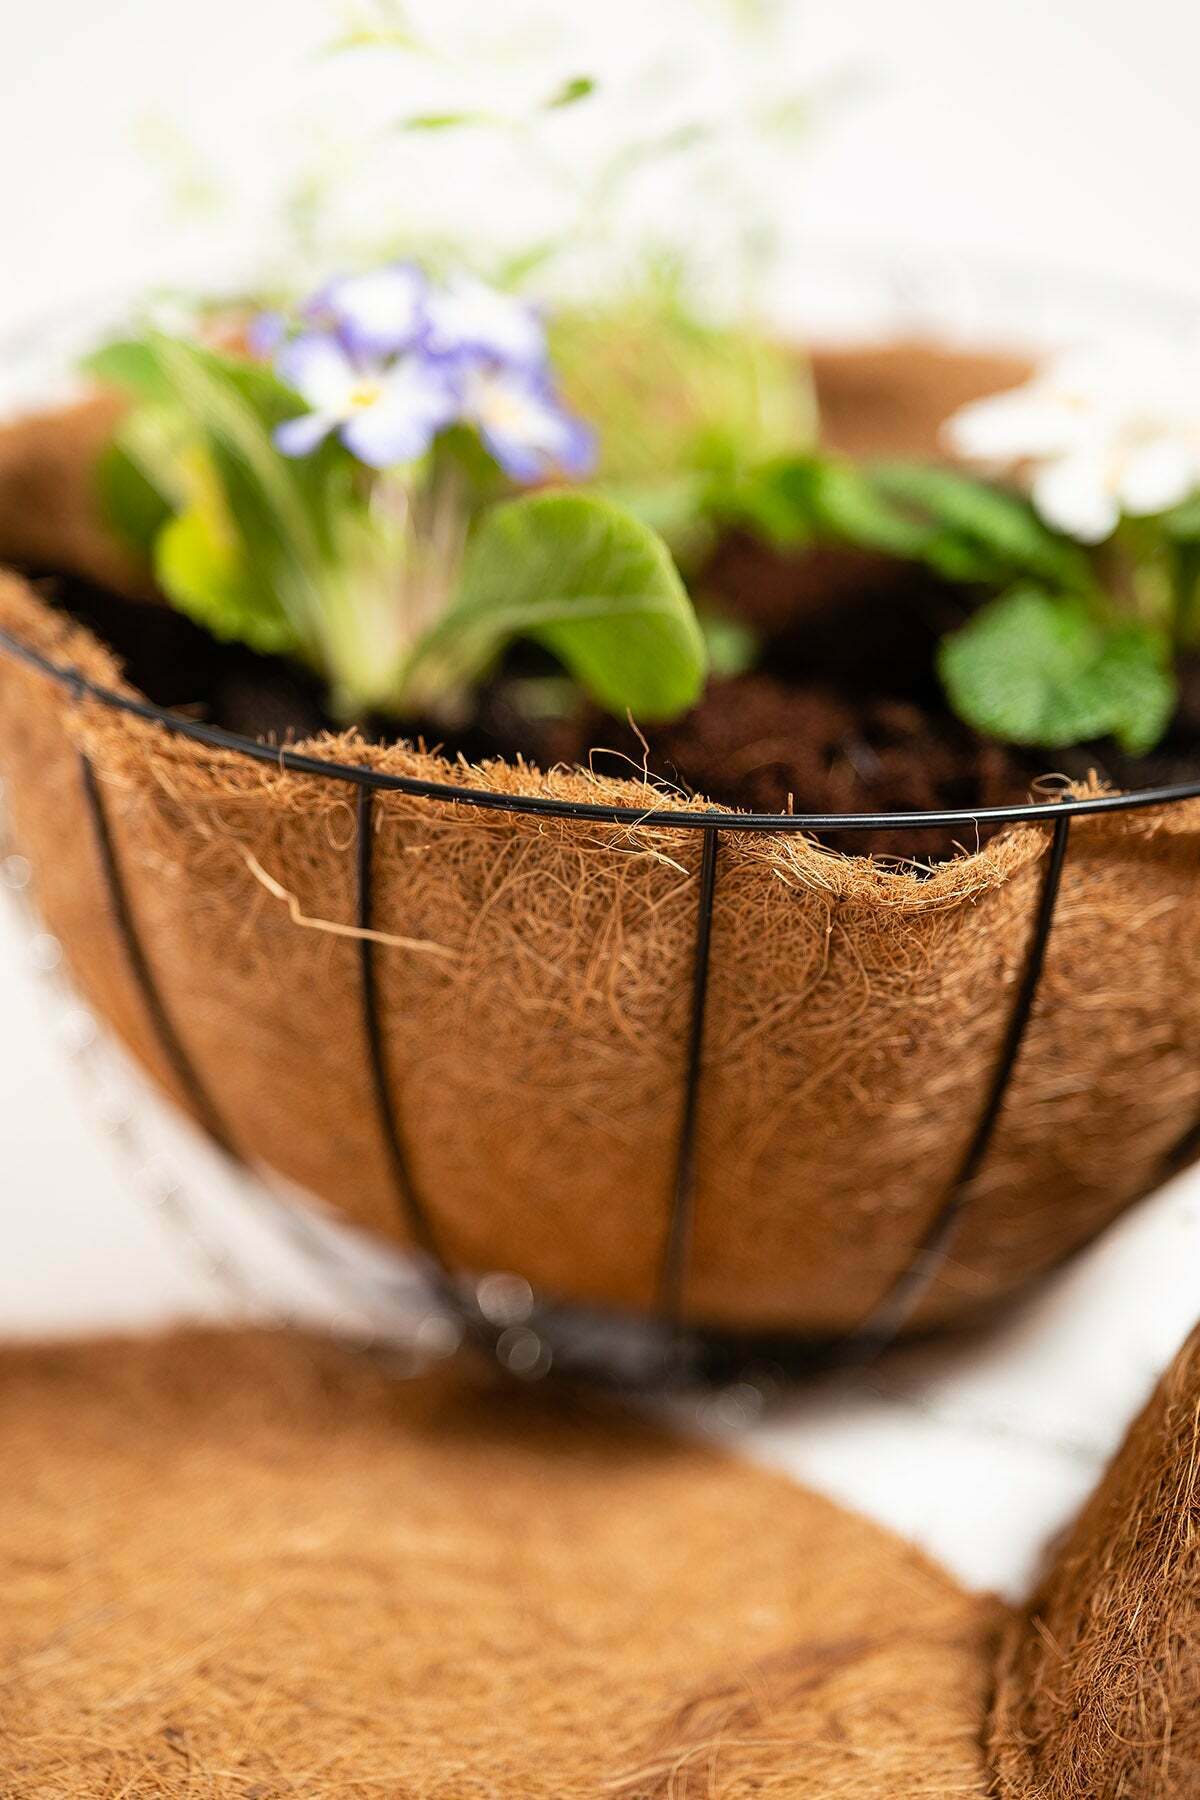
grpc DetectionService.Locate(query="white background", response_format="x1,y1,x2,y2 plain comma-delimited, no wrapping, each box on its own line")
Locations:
3,0,1200,1597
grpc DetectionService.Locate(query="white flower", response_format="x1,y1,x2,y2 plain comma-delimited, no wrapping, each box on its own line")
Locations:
944,339,1200,543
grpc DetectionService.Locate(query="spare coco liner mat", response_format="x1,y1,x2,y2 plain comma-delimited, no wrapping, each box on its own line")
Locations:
3,1324,1197,1796
0,1328,997,1797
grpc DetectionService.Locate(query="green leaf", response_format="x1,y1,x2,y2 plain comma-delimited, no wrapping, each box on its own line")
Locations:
787,459,934,558
714,452,1094,592
870,462,1091,588
83,339,174,404
757,93,812,139
155,504,297,657
599,473,710,543
713,455,931,558
143,335,343,597
105,332,372,692
323,0,422,55
1163,493,1200,542
939,587,1176,754
326,27,421,54
94,440,174,557
396,111,490,132
701,610,759,678
407,493,706,721
545,75,597,109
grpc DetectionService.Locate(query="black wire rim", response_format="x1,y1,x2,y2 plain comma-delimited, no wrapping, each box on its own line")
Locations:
6,617,1200,1389
7,623,1200,831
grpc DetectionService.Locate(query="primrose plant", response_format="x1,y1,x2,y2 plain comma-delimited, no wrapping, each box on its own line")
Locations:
709,336,1200,758
936,342,1200,754
91,262,707,725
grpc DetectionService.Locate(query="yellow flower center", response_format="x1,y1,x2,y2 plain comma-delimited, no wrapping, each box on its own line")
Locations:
349,380,382,412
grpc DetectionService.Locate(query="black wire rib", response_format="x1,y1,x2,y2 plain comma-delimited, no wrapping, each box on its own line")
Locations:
9,627,1200,833
78,752,237,1158
355,787,450,1272
851,812,1073,1356
658,828,721,1325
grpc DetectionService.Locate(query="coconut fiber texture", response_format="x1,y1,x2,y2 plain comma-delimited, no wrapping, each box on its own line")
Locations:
0,1327,1002,1797
991,1321,1200,1799
2,349,1200,1337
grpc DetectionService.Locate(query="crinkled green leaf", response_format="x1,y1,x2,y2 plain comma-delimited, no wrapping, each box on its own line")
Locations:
88,332,704,726
939,587,1176,754
408,492,705,721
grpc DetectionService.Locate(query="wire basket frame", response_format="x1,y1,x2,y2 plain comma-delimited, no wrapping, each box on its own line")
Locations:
6,621,1200,1386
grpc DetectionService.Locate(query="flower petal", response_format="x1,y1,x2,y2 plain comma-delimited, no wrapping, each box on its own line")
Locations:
276,334,358,413
274,411,337,457
552,412,598,478
463,365,593,483
327,264,428,358
424,275,546,369
246,310,286,358
945,388,1085,462
340,406,433,468
339,355,457,468
1118,439,1200,517
1032,454,1121,543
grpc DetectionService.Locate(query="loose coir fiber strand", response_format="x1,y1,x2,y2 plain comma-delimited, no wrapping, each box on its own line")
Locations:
2,350,1200,1336
990,1321,1200,1799
0,1328,1001,1797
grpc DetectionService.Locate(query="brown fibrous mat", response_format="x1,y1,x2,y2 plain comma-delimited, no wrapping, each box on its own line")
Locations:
0,1328,1000,1798
990,1321,1200,1799
5,1322,1199,1796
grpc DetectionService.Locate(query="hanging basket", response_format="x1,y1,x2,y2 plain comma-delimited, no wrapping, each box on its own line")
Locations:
2,366,1200,1373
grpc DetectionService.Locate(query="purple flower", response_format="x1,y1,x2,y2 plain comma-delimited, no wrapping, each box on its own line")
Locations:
302,263,428,360
246,309,286,358
274,333,457,469
423,274,547,371
460,363,596,483
269,261,595,482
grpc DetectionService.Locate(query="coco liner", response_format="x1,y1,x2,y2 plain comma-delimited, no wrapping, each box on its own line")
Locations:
3,1321,1198,1793
2,349,1200,1350
0,1327,1001,1796
990,1321,1200,1798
